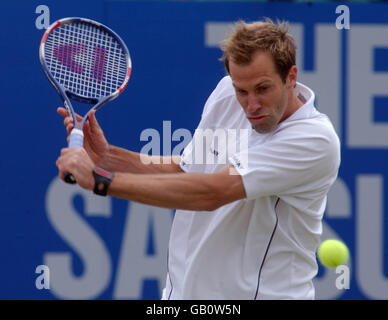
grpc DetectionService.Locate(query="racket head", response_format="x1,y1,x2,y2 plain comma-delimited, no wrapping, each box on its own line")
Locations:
39,17,132,109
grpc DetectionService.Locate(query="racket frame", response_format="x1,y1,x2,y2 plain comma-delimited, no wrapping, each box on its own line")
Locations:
39,17,132,183
40,17,132,129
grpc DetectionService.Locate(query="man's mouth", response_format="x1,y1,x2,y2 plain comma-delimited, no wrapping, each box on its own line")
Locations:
248,115,268,124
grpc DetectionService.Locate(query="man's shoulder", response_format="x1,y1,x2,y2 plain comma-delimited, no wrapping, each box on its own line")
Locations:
212,75,235,102
201,75,240,121
269,115,340,155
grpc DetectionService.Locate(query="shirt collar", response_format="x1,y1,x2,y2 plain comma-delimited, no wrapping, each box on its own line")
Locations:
284,82,316,122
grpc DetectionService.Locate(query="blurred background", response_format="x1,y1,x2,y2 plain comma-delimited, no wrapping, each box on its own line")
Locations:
0,0,387,300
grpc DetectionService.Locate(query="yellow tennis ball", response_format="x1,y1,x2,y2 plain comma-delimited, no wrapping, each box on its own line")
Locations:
318,239,349,268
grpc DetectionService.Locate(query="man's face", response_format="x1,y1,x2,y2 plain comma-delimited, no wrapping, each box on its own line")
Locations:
229,50,294,134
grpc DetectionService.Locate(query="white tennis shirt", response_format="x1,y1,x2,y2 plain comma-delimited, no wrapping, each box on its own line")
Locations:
162,76,340,300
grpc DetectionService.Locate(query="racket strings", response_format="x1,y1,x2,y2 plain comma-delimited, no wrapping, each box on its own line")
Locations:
44,22,128,99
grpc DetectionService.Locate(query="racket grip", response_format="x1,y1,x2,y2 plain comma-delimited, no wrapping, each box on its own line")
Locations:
68,128,84,148
64,128,84,184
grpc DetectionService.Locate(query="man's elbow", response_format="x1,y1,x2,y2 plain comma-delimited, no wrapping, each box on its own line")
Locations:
189,169,246,211
200,199,225,212
191,201,221,212
193,193,236,212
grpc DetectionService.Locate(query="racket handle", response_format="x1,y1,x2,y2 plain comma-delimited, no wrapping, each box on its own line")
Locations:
64,128,84,184
68,128,84,148
64,173,77,184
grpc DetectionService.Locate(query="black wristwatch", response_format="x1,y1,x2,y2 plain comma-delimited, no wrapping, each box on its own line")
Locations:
92,167,114,196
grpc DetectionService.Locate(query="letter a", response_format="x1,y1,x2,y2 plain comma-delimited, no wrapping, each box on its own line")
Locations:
35,5,50,30
335,5,350,30
335,265,350,290
35,265,50,290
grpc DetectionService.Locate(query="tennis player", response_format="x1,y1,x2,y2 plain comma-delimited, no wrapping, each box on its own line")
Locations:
56,19,340,299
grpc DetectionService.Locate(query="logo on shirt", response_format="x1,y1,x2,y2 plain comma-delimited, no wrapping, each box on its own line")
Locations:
210,147,219,157
231,154,244,170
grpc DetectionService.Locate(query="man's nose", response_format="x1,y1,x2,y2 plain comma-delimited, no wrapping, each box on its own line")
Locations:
247,94,261,113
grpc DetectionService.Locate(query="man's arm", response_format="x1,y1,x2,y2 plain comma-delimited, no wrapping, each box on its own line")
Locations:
56,146,246,211
58,107,183,175
108,164,246,211
102,145,184,174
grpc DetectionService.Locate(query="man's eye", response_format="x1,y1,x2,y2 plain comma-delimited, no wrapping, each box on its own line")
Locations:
258,86,269,93
237,89,247,95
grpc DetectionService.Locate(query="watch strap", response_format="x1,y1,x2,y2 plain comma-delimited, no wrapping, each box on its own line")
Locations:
93,167,114,196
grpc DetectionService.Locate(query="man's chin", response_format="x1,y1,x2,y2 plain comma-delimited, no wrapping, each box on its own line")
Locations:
251,123,276,134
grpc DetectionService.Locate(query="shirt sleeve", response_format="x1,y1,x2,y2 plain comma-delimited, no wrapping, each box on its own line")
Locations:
229,121,341,200
179,139,192,172
200,76,232,120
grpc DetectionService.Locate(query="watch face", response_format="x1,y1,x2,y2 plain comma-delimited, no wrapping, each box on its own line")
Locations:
95,167,111,178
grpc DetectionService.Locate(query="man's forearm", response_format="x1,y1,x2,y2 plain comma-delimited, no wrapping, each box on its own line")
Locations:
101,145,183,174
107,166,245,211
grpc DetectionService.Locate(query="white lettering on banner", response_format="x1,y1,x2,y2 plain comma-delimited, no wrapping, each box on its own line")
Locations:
114,202,173,299
326,178,352,218
348,25,388,147
47,172,383,300
163,120,172,158
204,22,234,47
357,175,388,299
291,24,342,134
44,177,112,299
44,177,172,299
315,175,388,299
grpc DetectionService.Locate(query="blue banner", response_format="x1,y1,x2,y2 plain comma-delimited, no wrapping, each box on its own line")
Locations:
1,1,388,299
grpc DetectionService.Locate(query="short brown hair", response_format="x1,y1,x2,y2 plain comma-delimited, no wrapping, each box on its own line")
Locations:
220,19,296,83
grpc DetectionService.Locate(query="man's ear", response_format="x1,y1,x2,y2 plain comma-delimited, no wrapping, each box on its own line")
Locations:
286,65,298,89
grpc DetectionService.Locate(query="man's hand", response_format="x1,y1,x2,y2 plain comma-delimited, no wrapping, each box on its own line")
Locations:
57,107,110,167
56,147,95,190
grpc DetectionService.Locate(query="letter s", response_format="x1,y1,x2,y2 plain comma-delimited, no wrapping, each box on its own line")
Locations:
44,177,112,299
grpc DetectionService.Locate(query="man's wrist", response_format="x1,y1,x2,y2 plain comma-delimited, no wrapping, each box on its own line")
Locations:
92,167,114,196
96,145,112,169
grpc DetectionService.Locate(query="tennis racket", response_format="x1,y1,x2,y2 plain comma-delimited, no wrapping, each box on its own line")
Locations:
39,17,132,184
